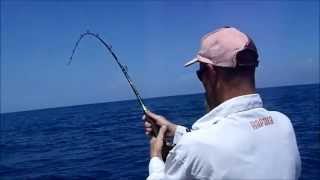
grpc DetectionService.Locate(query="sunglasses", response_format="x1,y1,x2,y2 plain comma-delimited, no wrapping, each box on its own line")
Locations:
196,66,207,81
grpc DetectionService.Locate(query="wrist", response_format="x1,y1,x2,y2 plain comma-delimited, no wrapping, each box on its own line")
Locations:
151,152,162,159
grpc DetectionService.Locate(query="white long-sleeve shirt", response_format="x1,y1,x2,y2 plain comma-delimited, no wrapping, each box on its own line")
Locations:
147,94,301,180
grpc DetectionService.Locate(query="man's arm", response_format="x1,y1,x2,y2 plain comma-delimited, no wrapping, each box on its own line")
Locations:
146,126,191,180
147,155,190,180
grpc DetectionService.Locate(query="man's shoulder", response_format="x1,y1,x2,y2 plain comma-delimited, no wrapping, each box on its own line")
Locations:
268,110,290,120
177,109,296,148
269,110,297,135
268,110,292,126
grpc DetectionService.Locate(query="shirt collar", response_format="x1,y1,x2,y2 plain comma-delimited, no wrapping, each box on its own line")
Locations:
192,94,263,130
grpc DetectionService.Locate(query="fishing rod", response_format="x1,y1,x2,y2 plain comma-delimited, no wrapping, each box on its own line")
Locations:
68,30,159,136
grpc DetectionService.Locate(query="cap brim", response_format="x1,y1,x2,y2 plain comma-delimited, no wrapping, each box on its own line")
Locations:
184,58,199,67
184,56,214,67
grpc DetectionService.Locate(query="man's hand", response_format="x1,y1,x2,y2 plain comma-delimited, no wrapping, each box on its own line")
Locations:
150,125,167,159
143,111,177,137
144,111,176,160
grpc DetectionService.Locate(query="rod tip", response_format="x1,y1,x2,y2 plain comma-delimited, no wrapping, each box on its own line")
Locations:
67,58,73,65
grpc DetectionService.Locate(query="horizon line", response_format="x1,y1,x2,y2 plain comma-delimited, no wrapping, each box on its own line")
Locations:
1,82,319,114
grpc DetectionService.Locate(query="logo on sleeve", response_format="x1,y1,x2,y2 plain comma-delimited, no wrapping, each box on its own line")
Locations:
250,116,274,130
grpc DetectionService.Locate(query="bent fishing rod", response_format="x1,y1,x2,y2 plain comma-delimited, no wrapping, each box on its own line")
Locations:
68,30,158,136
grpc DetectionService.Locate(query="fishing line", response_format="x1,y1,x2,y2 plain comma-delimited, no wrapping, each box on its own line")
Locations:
68,30,159,136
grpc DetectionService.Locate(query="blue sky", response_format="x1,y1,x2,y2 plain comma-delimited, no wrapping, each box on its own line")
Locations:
1,1,319,113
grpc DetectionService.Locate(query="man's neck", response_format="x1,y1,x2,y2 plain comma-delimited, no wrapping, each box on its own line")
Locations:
221,87,256,102
208,84,256,110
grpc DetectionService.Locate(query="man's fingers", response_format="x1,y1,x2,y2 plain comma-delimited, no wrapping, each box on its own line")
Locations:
145,111,166,128
144,121,151,128
156,125,167,141
145,111,161,120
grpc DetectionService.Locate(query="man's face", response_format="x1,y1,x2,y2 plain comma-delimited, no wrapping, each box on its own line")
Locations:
197,63,218,111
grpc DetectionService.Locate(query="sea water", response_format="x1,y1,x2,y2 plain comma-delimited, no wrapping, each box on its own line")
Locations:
1,84,319,179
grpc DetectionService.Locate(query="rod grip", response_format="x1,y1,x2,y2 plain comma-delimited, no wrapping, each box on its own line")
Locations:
143,109,159,137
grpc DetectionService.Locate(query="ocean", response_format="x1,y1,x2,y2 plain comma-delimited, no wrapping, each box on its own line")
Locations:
1,84,319,180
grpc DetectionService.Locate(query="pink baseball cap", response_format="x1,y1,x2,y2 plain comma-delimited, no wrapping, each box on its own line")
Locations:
185,26,259,68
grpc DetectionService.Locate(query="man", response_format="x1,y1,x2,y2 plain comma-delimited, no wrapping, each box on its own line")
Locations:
144,26,301,180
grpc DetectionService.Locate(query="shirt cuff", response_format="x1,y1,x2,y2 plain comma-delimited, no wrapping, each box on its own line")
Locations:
148,157,165,178
173,125,188,145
